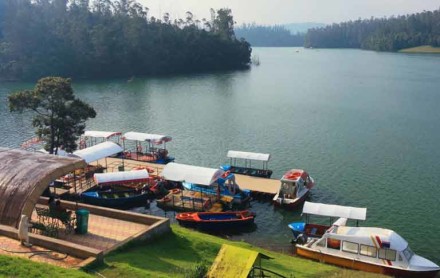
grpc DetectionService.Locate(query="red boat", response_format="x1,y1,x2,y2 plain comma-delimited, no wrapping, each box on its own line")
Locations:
176,210,256,230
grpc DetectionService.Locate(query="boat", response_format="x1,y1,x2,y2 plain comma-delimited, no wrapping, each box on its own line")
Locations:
80,170,154,209
222,150,273,178
122,131,174,164
161,163,251,207
156,189,223,212
289,202,440,277
272,169,314,209
176,210,256,230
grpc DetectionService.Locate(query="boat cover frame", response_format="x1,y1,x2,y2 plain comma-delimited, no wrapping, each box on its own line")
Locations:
162,163,224,186
72,141,123,163
123,132,172,145
227,150,270,162
84,130,122,139
94,170,149,185
302,201,367,221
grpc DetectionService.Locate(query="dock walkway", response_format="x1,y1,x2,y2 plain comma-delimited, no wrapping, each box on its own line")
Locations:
96,158,280,195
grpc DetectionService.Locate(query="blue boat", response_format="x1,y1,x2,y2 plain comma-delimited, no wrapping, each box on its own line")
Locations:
81,185,154,209
162,163,252,207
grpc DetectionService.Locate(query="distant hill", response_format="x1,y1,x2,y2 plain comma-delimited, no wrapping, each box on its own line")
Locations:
305,9,440,51
283,22,327,34
235,24,306,47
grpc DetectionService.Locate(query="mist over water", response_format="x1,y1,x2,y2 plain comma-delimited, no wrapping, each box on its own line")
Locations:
1,48,440,263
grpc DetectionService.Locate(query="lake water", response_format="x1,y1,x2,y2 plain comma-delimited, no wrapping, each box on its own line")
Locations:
1,48,440,263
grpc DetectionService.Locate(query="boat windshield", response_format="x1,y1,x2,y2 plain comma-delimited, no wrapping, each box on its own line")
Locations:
403,246,414,261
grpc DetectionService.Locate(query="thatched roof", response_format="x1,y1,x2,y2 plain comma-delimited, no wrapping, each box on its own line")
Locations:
0,148,86,227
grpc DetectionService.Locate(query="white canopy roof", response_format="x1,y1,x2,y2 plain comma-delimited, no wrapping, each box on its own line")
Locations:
84,130,122,139
72,141,123,163
161,163,224,186
302,201,367,221
94,170,149,185
123,132,172,144
227,150,271,162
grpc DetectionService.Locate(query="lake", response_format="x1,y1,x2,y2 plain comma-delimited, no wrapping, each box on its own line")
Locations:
1,47,440,263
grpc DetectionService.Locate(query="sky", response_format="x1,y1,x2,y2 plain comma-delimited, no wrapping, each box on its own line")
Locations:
138,0,440,25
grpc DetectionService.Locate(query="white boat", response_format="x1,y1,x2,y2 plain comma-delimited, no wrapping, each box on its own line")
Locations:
272,169,314,209
289,202,440,277
122,131,174,164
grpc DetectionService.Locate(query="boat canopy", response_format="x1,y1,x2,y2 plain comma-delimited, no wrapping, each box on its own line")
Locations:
123,132,172,145
72,141,123,163
162,163,224,186
227,150,270,162
302,201,367,221
84,130,122,139
94,170,149,185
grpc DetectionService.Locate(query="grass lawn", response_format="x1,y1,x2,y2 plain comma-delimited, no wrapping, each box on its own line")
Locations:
0,225,386,277
90,225,384,278
399,45,440,53
0,255,92,278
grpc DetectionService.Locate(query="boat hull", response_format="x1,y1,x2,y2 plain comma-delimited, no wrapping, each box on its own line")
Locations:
176,211,255,230
273,190,309,209
296,246,439,278
81,187,153,209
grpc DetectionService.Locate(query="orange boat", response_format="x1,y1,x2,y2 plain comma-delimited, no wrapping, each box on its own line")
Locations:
176,210,256,230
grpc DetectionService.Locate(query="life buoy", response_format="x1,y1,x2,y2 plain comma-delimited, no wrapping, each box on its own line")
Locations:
170,188,181,195
179,213,191,218
222,170,231,178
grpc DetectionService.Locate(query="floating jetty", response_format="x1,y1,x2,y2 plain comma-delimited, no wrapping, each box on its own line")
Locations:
99,158,281,196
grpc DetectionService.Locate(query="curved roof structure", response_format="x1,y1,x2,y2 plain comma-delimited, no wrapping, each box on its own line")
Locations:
0,148,86,227
162,163,224,186
72,141,123,163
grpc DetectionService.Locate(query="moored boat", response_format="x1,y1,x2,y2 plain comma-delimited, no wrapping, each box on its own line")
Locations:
223,150,273,178
273,169,314,209
80,169,154,209
122,131,174,164
289,202,440,277
176,210,256,230
162,163,251,207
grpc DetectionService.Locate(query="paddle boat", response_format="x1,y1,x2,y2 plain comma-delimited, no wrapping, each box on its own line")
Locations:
122,131,174,164
273,169,314,209
161,163,251,208
289,202,440,277
223,150,273,178
176,210,256,230
80,169,154,209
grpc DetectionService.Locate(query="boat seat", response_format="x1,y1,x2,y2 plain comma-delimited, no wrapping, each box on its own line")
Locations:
310,227,318,236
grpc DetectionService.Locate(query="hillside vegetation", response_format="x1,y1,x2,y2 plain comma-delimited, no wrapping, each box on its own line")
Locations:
0,1,251,81
305,9,440,51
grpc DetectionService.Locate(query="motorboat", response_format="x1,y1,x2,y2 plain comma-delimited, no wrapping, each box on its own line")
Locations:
273,169,314,209
289,202,440,277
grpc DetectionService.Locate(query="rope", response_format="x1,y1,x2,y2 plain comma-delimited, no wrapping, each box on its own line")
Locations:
0,246,68,261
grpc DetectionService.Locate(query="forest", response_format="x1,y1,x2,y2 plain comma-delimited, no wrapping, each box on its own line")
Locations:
0,0,251,81
305,9,440,51
235,24,305,47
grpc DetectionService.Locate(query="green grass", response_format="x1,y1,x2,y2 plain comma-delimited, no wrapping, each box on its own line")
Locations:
399,45,440,53
90,225,384,278
0,254,92,278
0,225,385,277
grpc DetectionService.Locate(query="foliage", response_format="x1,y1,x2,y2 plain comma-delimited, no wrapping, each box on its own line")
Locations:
0,254,92,278
236,23,305,47
89,225,384,278
305,9,440,51
0,1,251,81
8,77,96,153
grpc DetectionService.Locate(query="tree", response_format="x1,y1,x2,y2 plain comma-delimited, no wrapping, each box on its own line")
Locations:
8,77,96,153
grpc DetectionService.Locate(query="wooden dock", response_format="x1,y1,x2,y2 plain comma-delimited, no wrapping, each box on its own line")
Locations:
94,157,280,195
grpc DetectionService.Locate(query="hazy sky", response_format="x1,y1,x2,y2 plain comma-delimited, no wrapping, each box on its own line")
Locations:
138,0,440,25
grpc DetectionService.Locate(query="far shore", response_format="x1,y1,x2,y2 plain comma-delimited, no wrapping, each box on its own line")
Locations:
399,45,440,54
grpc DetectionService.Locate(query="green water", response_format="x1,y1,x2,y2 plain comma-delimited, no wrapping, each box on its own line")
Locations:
1,48,440,263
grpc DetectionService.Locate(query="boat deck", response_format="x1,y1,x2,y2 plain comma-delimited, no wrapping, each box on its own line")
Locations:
96,158,280,195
